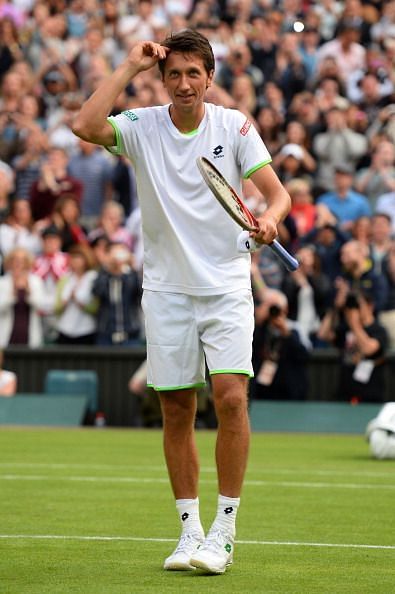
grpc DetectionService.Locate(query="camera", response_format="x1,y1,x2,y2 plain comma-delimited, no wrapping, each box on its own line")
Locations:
345,292,359,309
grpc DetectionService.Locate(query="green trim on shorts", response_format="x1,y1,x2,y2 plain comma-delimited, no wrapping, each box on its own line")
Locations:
243,160,272,179
106,118,124,155
148,382,206,392
210,369,254,377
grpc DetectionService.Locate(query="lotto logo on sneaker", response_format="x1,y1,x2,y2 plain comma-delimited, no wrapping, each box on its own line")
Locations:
225,544,232,553
181,512,189,521
224,507,233,515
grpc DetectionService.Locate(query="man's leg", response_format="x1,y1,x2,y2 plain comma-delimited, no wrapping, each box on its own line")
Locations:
160,389,205,570
190,373,250,573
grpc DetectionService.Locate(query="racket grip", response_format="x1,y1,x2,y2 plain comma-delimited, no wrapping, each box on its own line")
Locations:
270,239,299,271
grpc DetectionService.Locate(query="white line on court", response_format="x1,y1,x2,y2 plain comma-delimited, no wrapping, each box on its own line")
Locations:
1,474,395,490
0,462,392,479
0,534,394,550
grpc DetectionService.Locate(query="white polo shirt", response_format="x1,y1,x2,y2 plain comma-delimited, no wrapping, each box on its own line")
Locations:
107,103,271,295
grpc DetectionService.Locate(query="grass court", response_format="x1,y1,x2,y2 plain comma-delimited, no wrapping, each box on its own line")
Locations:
1,427,394,593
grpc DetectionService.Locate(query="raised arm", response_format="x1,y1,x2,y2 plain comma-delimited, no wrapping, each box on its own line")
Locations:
72,41,169,146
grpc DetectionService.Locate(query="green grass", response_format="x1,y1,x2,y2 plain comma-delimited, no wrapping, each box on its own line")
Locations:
0,428,394,593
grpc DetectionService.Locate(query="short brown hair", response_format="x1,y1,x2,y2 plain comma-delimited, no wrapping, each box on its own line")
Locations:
159,29,215,77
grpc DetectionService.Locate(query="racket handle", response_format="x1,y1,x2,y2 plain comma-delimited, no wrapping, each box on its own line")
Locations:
270,239,299,271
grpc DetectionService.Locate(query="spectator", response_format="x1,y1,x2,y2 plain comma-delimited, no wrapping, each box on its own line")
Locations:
0,247,46,348
251,286,311,401
273,143,313,186
0,16,24,80
335,239,388,313
312,106,368,193
51,194,89,253
286,177,317,238
215,43,264,96
0,349,17,397
54,243,98,345
350,215,371,246
375,189,395,235
255,106,283,156
68,138,115,230
0,198,42,258
316,163,372,231
0,160,14,223
12,128,48,199
281,244,332,345
316,19,366,82
88,201,132,249
33,224,70,342
317,290,388,403
29,146,83,221
369,213,393,275
379,241,395,350
92,241,142,346
354,140,395,209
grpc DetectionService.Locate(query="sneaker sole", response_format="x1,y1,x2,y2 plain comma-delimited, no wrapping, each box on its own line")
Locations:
190,557,232,575
164,562,196,571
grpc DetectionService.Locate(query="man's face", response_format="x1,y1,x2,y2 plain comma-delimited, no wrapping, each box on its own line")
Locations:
162,52,213,114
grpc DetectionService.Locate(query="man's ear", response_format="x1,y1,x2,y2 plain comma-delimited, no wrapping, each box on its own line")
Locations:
206,69,215,89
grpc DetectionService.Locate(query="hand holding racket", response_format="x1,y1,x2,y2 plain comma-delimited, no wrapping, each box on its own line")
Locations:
196,156,299,272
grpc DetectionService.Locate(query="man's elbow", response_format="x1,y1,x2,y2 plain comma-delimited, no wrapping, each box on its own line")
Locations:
71,116,90,141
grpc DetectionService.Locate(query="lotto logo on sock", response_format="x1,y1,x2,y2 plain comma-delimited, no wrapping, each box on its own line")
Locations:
224,507,233,515
181,512,189,521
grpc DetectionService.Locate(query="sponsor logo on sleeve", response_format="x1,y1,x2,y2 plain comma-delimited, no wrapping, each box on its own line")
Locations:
240,118,251,136
123,110,139,122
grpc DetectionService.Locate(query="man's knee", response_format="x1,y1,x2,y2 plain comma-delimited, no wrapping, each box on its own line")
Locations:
159,390,197,427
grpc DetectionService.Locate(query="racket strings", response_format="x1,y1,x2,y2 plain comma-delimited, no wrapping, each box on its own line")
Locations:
207,169,251,226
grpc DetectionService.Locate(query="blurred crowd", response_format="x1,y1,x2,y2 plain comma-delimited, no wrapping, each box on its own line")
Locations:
1,0,395,403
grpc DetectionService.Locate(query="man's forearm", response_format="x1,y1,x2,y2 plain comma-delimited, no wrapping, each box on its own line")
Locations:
73,62,138,138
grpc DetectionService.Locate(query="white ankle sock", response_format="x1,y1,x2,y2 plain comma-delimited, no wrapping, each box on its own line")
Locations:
211,494,240,536
176,498,204,535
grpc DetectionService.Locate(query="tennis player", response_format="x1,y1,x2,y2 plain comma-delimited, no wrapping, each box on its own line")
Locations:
73,29,291,575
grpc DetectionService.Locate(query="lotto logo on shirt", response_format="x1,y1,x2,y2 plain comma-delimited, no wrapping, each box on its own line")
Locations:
123,110,139,122
240,118,251,136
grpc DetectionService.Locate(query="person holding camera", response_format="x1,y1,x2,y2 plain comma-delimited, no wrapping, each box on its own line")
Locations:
251,278,311,401
317,286,389,404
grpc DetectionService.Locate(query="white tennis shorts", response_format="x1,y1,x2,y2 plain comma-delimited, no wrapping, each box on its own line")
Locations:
141,289,254,391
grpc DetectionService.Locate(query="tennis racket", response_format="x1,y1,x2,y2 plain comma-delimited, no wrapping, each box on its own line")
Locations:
196,156,299,271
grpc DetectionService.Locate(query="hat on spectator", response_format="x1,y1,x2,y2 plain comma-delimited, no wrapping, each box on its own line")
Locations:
280,143,304,160
334,163,354,175
41,224,61,238
44,70,66,84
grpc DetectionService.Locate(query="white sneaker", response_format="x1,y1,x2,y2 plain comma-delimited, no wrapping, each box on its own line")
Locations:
163,532,205,571
190,529,234,574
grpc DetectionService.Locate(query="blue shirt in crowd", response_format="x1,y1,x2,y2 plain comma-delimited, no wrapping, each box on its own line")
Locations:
317,190,372,224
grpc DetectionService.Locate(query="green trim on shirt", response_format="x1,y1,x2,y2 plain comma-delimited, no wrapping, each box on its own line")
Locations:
181,128,199,136
243,159,272,179
106,118,124,155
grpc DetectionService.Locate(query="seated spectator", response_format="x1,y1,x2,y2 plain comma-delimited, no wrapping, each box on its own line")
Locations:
29,146,83,221
366,403,395,459
51,194,88,253
255,106,283,156
317,290,388,404
54,244,98,345
0,247,46,348
0,350,17,397
281,245,332,346
0,198,42,257
88,201,132,249
92,242,142,346
251,287,311,401
316,163,372,232
354,140,395,209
